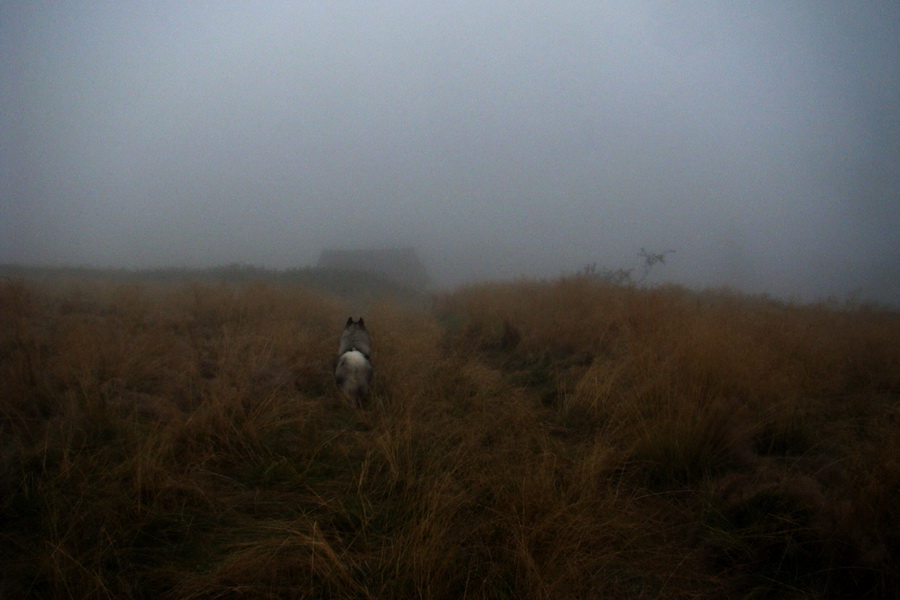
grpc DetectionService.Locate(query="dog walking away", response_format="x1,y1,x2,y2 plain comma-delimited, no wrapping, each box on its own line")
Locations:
334,317,373,406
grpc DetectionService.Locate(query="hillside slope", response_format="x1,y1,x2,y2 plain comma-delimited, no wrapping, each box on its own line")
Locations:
2,275,898,598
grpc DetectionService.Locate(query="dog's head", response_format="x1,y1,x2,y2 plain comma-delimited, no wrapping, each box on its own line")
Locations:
339,317,372,357
344,317,367,332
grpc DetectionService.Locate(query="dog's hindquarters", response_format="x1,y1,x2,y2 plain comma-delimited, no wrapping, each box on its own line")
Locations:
334,349,373,406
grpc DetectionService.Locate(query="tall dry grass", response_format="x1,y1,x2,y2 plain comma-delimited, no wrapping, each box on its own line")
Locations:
2,274,898,598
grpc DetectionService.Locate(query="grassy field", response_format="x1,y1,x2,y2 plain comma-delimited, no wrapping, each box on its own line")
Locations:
1,272,898,598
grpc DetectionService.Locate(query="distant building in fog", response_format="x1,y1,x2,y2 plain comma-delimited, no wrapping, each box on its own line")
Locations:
316,247,431,290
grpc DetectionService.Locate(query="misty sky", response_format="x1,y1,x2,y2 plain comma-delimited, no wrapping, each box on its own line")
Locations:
2,2,898,304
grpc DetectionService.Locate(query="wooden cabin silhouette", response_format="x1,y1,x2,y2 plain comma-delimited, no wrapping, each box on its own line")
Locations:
316,247,431,290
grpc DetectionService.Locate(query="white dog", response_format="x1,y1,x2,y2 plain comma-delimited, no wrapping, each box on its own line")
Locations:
334,317,373,406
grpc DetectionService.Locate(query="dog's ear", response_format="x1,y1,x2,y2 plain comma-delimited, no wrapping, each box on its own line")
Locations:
346,317,354,326
358,318,366,329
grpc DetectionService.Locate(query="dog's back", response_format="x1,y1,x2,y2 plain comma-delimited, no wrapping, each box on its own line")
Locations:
335,317,373,406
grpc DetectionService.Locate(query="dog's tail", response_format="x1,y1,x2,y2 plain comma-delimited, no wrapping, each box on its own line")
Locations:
335,350,373,406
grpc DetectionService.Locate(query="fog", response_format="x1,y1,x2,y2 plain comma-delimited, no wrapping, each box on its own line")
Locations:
2,2,898,304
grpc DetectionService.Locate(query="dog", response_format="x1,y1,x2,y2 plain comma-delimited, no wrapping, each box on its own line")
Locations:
334,317,373,406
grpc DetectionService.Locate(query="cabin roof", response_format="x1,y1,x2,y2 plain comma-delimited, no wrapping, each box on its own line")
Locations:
316,247,431,289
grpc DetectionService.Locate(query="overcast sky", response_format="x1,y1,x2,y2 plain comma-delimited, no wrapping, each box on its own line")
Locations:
2,1,898,303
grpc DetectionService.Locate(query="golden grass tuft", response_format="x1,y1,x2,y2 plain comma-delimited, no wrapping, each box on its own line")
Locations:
2,275,898,598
